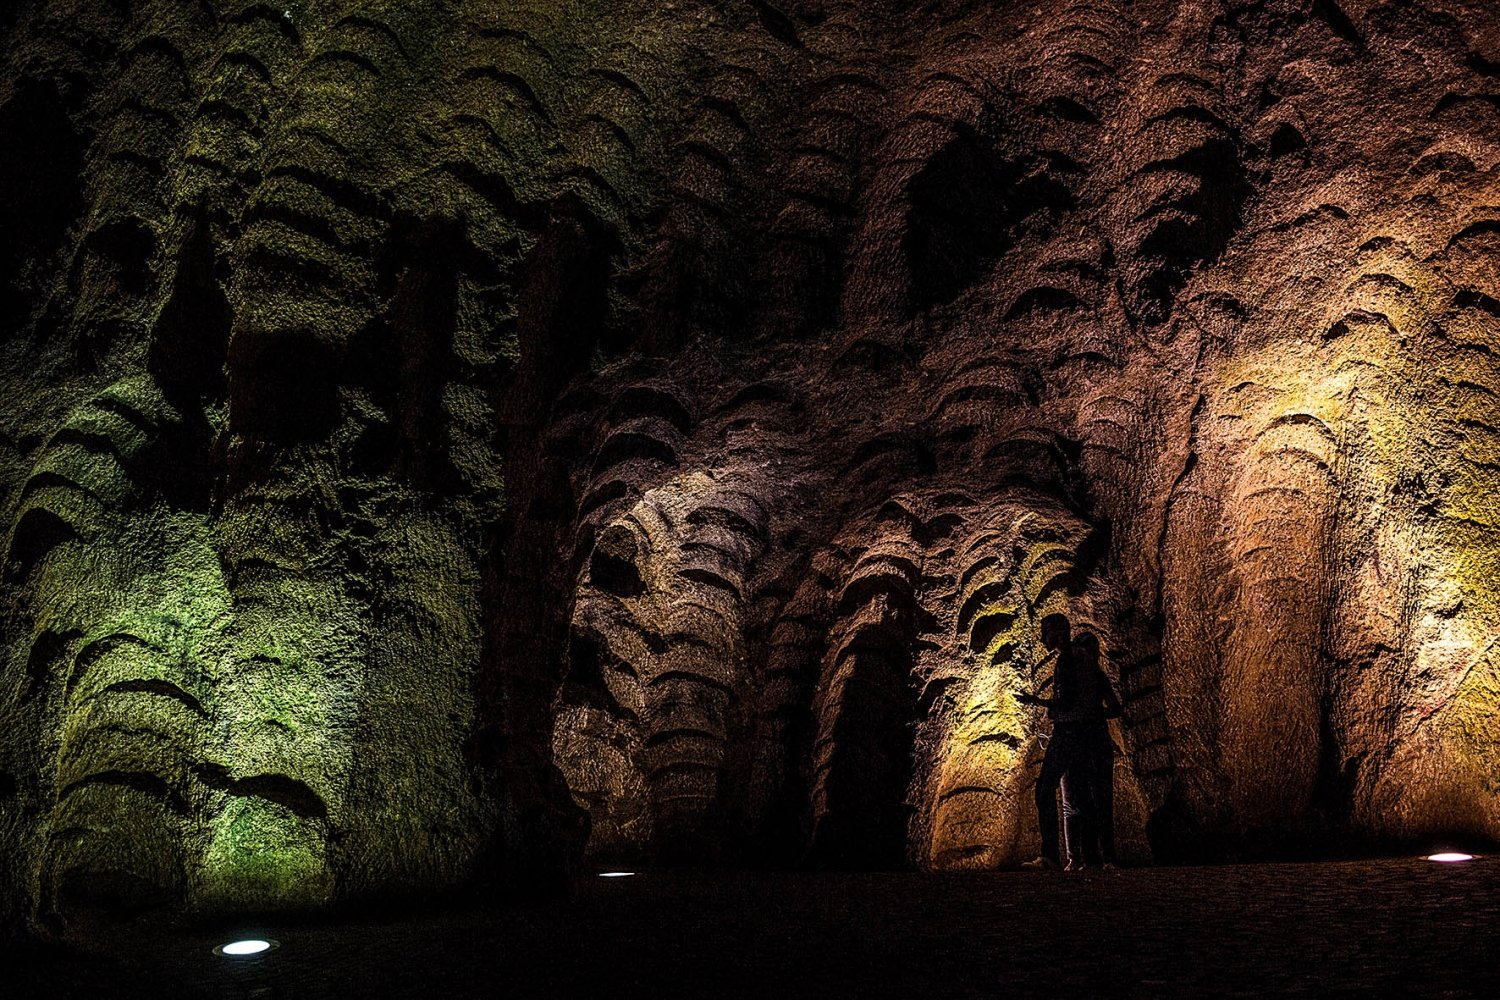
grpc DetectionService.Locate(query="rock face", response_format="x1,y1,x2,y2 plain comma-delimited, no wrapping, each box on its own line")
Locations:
3,0,1500,924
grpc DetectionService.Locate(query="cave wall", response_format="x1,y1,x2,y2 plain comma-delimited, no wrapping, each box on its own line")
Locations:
3,0,1500,926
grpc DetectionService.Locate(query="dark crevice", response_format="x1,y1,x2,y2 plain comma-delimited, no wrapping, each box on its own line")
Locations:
65,633,160,697
21,629,81,706
458,67,556,126
6,508,80,581
335,15,410,60
1006,286,1085,319
808,641,918,870
648,670,734,697
686,505,764,538
262,164,385,221
81,217,157,297
95,679,206,717
904,124,1075,309
308,49,382,79
679,567,743,600
16,470,108,508
559,630,633,719
592,432,678,474
193,764,328,820
0,80,87,337
589,525,645,597
1311,0,1363,48
352,214,474,492
1130,137,1251,325
748,0,804,47
1268,122,1306,158
58,770,189,815
969,609,1017,653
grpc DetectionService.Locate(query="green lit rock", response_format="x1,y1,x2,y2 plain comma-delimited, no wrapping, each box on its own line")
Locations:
194,797,331,914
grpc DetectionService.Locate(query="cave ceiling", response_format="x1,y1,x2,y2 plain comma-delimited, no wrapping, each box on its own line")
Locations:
3,0,1500,923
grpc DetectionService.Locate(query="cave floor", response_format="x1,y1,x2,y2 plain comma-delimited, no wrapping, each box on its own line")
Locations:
10,858,1500,999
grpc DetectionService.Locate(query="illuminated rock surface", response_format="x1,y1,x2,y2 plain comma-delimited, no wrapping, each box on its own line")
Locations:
3,0,1500,925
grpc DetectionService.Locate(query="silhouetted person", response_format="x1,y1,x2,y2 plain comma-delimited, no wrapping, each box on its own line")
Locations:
1063,632,1120,866
1019,615,1122,870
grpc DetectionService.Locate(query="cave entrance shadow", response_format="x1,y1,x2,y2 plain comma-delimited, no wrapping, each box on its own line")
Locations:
806,640,918,870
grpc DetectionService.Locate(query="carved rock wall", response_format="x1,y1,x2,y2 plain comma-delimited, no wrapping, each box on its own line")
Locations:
3,0,1500,926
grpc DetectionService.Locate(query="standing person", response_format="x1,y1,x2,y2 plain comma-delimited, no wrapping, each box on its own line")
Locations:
1066,631,1121,867
1018,614,1123,870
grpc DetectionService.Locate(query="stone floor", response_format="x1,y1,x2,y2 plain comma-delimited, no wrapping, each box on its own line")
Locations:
8,857,1500,998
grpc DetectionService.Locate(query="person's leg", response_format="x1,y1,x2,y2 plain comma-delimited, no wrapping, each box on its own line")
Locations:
1076,733,1105,867
1065,725,1107,867
1034,743,1064,865
1061,770,1089,868
1089,726,1115,865
1054,725,1092,867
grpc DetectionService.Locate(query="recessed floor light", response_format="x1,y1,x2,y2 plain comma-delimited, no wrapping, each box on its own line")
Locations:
598,871,637,878
214,939,276,956
1426,852,1475,863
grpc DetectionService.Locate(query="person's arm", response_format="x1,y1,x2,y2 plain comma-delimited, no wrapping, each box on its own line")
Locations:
1017,674,1057,707
1022,683,1078,711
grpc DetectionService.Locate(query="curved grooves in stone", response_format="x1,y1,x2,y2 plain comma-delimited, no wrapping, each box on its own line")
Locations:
6,384,166,580
557,461,770,861
194,764,329,821
14,0,1500,920
56,770,189,817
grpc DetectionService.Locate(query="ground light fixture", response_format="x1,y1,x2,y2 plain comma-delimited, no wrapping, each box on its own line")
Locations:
1425,853,1475,863
598,871,637,878
214,939,278,956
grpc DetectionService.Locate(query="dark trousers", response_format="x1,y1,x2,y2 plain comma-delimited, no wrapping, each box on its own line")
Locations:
1036,722,1115,864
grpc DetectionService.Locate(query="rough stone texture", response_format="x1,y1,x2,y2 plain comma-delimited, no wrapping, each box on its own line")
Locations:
3,0,1500,927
